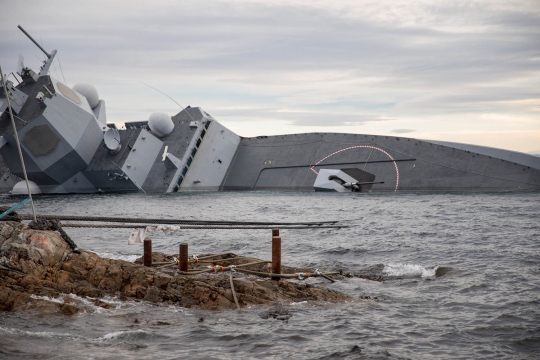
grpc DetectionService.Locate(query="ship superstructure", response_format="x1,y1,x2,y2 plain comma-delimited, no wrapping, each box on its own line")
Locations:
1,26,539,194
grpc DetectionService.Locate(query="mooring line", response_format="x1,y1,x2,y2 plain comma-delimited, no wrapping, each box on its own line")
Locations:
18,214,341,226
58,223,347,229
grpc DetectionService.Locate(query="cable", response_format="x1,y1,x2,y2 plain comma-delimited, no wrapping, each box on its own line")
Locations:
57,54,67,84
58,223,345,229
17,213,340,226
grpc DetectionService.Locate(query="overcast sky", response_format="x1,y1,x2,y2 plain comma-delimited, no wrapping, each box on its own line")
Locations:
1,0,539,153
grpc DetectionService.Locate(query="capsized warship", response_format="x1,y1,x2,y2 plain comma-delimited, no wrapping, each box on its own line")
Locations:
1,26,539,195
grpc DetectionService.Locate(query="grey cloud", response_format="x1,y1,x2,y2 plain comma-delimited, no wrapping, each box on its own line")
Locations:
6,1,539,87
393,86,540,117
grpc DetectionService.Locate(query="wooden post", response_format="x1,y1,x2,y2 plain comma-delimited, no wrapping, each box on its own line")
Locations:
272,235,281,280
143,238,152,267
272,228,279,237
179,243,188,272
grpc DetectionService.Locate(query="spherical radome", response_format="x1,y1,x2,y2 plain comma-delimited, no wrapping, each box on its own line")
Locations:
148,111,174,137
12,180,41,195
73,82,99,109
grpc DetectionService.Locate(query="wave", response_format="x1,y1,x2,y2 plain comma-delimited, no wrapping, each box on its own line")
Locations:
0,325,78,339
95,329,170,343
29,293,134,313
96,329,148,342
0,326,152,344
30,294,65,304
383,263,439,279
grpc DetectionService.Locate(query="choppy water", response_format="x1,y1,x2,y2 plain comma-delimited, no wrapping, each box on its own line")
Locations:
1,192,539,359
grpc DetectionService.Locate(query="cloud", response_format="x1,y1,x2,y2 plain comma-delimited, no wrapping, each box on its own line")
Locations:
213,107,396,126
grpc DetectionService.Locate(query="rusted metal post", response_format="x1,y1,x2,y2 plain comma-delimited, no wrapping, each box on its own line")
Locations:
143,238,152,267
272,235,281,281
272,228,279,237
179,243,189,272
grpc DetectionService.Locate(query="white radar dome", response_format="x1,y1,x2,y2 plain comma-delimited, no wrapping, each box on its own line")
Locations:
148,111,174,137
11,180,41,195
73,82,99,109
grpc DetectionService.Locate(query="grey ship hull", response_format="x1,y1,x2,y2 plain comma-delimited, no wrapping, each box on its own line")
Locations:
222,133,540,192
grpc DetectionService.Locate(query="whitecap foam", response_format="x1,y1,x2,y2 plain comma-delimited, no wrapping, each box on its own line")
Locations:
383,263,439,279
91,251,139,262
96,329,147,342
165,304,190,314
95,295,135,309
30,294,65,304
0,326,77,339
72,293,140,313
30,293,134,314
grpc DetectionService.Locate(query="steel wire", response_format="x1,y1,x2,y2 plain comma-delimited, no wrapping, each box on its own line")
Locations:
57,223,346,229
18,213,340,226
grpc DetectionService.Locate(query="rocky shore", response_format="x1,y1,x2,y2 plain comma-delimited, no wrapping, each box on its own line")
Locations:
0,221,351,314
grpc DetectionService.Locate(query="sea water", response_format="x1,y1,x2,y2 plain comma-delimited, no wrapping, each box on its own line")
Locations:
0,192,538,359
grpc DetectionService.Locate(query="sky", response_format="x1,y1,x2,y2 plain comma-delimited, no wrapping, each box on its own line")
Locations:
1,0,539,153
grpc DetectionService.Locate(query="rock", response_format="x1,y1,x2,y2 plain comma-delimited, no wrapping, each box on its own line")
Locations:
143,286,162,303
435,266,452,277
0,286,33,311
260,304,292,322
0,221,351,312
350,264,386,282
59,303,79,315
93,299,111,309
